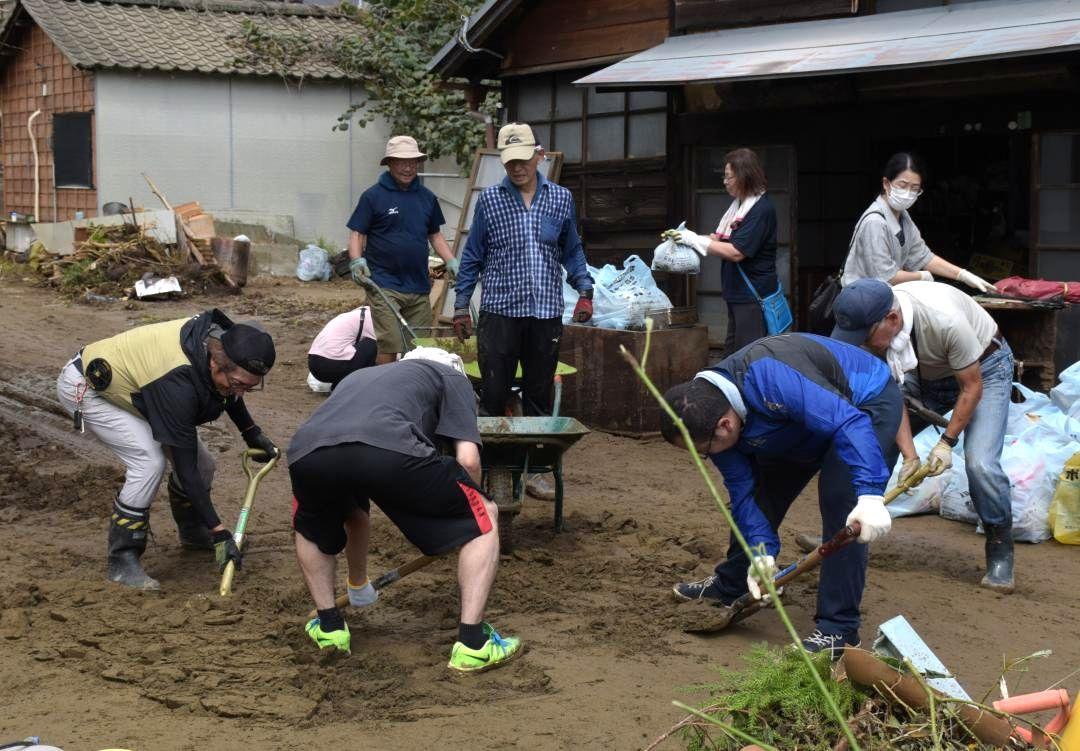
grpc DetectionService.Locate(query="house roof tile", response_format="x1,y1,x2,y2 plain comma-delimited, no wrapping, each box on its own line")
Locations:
7,0,362,80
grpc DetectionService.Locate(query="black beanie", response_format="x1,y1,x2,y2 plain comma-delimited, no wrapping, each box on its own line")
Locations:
221,321,275,376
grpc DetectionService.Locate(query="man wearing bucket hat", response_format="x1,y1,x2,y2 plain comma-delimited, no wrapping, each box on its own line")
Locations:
831,278,1016,593
287,347,522,672
56,310,279,590
347,135,457,363
453,122,594,420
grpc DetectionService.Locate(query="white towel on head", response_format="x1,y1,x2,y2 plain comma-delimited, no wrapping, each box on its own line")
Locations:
693,370,747,421
886,291,917,383
401,346,465,375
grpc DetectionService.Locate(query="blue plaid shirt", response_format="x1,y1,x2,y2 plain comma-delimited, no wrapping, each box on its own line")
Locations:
454,172,593,319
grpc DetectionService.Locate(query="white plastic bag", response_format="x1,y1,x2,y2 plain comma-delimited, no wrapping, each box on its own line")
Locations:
652,222,701,274
296,244,331,282
934,382,1080,542
563,256,672,330
306,372,332,393
1050,360,1080,413
887,421,957,518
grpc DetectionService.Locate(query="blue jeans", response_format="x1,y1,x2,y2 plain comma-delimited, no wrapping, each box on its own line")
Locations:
904,341,1014,528
710,380,902,636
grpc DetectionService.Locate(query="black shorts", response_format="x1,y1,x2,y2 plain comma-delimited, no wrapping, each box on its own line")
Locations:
289,443,493,556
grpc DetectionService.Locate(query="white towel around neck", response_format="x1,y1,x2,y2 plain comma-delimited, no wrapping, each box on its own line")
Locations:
714,192,764,240
886,290,917,383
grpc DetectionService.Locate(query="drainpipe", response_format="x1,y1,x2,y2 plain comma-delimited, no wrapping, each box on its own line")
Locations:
27,109,42,221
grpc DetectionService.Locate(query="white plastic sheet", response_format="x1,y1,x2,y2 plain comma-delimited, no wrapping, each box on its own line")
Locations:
296,244,331,282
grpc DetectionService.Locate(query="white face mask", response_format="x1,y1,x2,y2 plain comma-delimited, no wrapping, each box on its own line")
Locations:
886,184,919,212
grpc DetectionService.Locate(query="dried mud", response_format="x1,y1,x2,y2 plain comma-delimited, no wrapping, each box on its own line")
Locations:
0,276,1077,751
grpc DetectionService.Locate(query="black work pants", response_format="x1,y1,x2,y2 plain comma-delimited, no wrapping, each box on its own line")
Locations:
710,381,902,636
724,301,767,354
476,311,562,417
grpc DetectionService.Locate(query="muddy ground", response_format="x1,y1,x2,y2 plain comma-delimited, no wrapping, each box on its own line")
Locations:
0,273,1077,750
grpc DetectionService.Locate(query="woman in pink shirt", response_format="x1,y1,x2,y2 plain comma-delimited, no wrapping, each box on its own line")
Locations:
308,307,377,389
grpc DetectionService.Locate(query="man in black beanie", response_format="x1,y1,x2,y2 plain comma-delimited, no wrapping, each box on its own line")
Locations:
57,309,278,590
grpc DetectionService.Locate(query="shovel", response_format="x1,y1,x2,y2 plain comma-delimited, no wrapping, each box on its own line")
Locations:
681,464,933,633
303,553,439,622
360,276,418,352
219,448,279,596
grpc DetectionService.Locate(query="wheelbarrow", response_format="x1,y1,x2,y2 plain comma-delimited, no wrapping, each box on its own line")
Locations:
477,414,590,552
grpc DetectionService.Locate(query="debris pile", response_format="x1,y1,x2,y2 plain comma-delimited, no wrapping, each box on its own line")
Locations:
28,221,234,299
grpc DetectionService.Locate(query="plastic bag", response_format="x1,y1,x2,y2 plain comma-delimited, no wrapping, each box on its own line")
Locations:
1050,361,1080,413
652,222,701,274
1049,450,1080,544
296,244,331,282
886,421,956,518
563,256,672,330
307,372,332,393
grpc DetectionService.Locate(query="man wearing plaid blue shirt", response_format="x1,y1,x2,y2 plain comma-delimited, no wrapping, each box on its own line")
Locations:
453,123,594,417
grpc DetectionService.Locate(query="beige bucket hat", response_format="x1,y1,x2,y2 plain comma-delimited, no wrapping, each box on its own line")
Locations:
380,135,427,165
497,123,538,164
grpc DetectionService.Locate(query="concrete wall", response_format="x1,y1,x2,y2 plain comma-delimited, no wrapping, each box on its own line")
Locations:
95,71,392,249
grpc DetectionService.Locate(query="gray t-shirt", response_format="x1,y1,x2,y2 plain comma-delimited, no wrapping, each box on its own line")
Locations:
842,195,934,286
895,281,998,381
287,360,481,465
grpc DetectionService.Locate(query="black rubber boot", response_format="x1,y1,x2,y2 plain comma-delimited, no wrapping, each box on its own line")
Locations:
168,472,213,550
107,507,160,590
980,524,1015,594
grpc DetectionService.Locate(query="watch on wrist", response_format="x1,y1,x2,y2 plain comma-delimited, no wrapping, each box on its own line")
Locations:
940,434,958,448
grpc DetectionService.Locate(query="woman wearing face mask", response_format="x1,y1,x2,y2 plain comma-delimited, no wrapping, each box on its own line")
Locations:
841,152,995,293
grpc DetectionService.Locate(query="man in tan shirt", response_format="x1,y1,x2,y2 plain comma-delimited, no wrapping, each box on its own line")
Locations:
832,279,1016,593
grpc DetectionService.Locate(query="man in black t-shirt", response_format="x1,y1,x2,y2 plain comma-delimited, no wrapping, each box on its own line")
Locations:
287,349,523,672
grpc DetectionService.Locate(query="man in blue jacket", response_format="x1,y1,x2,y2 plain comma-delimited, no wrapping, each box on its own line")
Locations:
660,333,901,657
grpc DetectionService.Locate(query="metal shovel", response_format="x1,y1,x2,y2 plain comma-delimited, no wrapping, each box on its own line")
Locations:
219,448,279,596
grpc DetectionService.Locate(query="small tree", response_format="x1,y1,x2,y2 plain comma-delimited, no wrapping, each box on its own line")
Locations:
232,0,501,169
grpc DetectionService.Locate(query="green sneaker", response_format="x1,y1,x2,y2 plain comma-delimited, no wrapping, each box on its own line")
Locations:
305,618,351,654
447,622,523,673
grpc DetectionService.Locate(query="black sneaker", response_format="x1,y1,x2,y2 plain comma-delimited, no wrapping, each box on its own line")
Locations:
801,629,860,661
672,575,728,604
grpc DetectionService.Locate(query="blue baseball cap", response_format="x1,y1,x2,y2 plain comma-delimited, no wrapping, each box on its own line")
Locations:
830,278,895,346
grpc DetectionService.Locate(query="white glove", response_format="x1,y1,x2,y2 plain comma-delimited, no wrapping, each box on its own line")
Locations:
846,495,892,543
673,228,712,257
956,269,996,294
746,554,777,600
917,270,933,282
347,579,378,608
898,456,923,487
926,438,954,477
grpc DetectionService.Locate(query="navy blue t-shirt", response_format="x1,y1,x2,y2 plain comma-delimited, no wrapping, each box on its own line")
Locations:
346,171,446,294
721,193,779,305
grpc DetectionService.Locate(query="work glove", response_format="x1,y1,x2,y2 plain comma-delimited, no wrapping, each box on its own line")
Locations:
917,270,933,282
956,269,996,294
453,310,472,342
573,290,594,323
349,257,371,287
746,554,777,601
926,438,954,476
445,258,460,278
846,495,892,543
243,428,279,462
212,529,242,572
672,228,712,257
347,578,379,608
898,456,923,487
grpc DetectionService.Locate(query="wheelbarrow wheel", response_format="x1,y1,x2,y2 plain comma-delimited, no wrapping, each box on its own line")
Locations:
487,467,521,554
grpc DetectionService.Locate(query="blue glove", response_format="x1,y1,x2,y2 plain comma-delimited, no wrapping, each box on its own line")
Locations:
349,257,370,286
